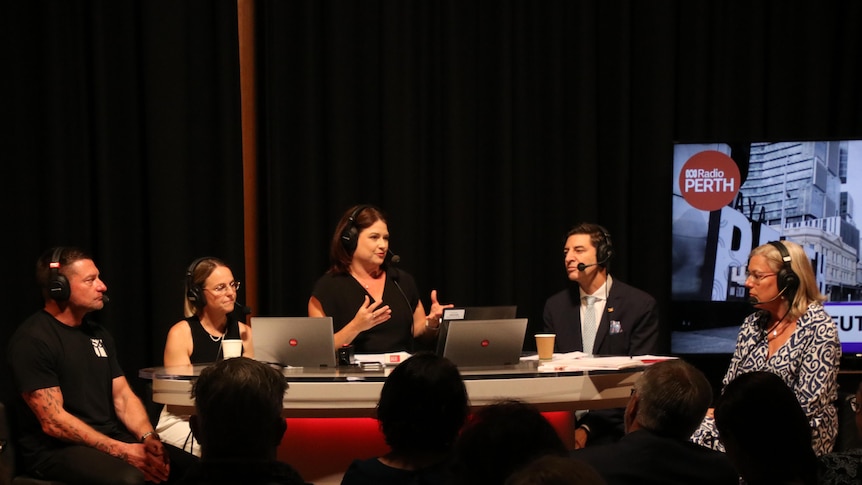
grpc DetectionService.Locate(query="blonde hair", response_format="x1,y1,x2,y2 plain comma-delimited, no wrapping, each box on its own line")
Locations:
750,240,825,320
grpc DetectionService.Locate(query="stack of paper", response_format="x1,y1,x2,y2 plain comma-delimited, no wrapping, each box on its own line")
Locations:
534,353,675,372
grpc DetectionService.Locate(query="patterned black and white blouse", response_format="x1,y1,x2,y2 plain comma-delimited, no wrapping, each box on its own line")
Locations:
691,303,841,456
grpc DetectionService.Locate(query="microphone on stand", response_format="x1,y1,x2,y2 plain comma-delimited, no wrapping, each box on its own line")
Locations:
387,249,414,350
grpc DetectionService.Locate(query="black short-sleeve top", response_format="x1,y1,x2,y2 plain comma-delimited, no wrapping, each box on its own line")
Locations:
311,269,420,354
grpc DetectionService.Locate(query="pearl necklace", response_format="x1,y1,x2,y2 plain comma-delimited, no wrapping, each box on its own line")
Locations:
201,319,226,342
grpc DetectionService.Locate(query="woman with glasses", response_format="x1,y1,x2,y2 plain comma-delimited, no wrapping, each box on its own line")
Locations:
157,256,254,456
691,240,840,457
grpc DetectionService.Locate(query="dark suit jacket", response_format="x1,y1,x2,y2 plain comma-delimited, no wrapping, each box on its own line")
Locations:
570,429,739,485
543,278,660,442
542,278,659,355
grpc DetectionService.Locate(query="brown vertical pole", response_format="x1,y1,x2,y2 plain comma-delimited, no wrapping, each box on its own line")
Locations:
237,0,258,321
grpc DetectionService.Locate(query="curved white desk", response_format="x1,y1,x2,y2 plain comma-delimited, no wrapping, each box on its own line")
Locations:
141,358,647,481
140,359,642,418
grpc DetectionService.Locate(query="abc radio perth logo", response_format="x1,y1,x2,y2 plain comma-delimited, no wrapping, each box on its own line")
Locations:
679,150,741,212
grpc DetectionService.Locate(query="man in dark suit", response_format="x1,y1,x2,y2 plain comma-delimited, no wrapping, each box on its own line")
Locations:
570,359,738,485
543,222,659,447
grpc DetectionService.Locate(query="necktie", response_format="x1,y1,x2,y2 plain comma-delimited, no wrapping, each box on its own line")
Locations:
583,295,597,354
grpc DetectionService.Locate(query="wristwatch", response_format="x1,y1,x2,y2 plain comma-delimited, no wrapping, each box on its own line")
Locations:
140,431,160,442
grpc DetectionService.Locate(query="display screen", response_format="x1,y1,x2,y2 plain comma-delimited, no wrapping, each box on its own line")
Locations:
671,141,862,355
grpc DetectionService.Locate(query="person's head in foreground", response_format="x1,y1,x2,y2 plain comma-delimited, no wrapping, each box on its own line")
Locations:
450,399,567,485
626,358,713,439
714,370,818,485
376,352,469,456
190,357,287,461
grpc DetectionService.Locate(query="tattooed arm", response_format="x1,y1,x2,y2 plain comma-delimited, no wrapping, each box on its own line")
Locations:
22,386,169,482
112,375,170,477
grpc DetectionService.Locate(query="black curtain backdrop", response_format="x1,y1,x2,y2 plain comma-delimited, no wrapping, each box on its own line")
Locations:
255,0,862,355
0,1,244,401
3,0,862,403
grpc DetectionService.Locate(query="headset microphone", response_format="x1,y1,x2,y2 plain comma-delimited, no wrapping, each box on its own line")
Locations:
576,255,611,272
748,286,788,305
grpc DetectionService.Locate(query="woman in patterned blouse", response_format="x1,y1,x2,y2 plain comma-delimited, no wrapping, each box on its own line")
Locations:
691,240,840,456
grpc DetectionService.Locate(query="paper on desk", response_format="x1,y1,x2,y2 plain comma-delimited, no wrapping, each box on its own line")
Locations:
521,351,589,361
355,352,411,366
534,354,675,372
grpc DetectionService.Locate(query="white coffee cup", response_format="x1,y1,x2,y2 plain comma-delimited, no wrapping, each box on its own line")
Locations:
222,339,243,359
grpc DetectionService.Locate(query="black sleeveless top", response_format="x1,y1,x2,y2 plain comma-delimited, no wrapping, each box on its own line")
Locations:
186,315,242,363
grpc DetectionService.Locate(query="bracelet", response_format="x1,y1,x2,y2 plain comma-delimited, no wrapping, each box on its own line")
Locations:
140,431,159,442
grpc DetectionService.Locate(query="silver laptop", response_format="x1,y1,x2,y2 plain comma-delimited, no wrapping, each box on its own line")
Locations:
437,306,518,355
251,316,337,368
440,305,517,323
438,318,528,367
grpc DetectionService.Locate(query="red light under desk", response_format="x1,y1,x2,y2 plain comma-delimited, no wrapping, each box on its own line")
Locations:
279,412,575,482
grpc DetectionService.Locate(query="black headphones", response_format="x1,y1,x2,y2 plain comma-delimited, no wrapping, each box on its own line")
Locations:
768,240,799,298
596,226,614,266
340,205,372,254
48,247,70,301
186,257,210,309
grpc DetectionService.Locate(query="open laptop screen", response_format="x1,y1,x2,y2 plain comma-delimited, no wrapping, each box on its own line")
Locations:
251,316,337,368
438,318,528,367
437,306,518,355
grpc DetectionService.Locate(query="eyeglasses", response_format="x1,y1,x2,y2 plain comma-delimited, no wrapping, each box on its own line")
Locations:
205,281,241,294
745,271,776,284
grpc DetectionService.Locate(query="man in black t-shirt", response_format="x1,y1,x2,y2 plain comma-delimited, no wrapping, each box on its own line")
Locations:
7,247,192,484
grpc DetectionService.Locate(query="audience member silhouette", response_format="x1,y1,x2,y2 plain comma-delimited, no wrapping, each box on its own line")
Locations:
571,359,738,485
449,399,567,485
714,371,819,485
178,357,309,485
504,455,606,485
818,380,862,484
341,352,469,485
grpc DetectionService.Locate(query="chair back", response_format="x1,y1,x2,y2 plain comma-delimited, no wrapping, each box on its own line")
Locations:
0,401,18,485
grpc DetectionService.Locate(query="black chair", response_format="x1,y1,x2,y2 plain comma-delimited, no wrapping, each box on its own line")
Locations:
0,401,67,485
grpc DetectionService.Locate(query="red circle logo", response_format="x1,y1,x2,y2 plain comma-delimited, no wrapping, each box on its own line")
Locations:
481,340,490,347
679,150,741,212
289,338,298,347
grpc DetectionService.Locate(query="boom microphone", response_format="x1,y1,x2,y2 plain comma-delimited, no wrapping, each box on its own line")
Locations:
576,255,611,272
230,301,252,324
102,294,110,303
388,249,401,264
748,286,788,305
